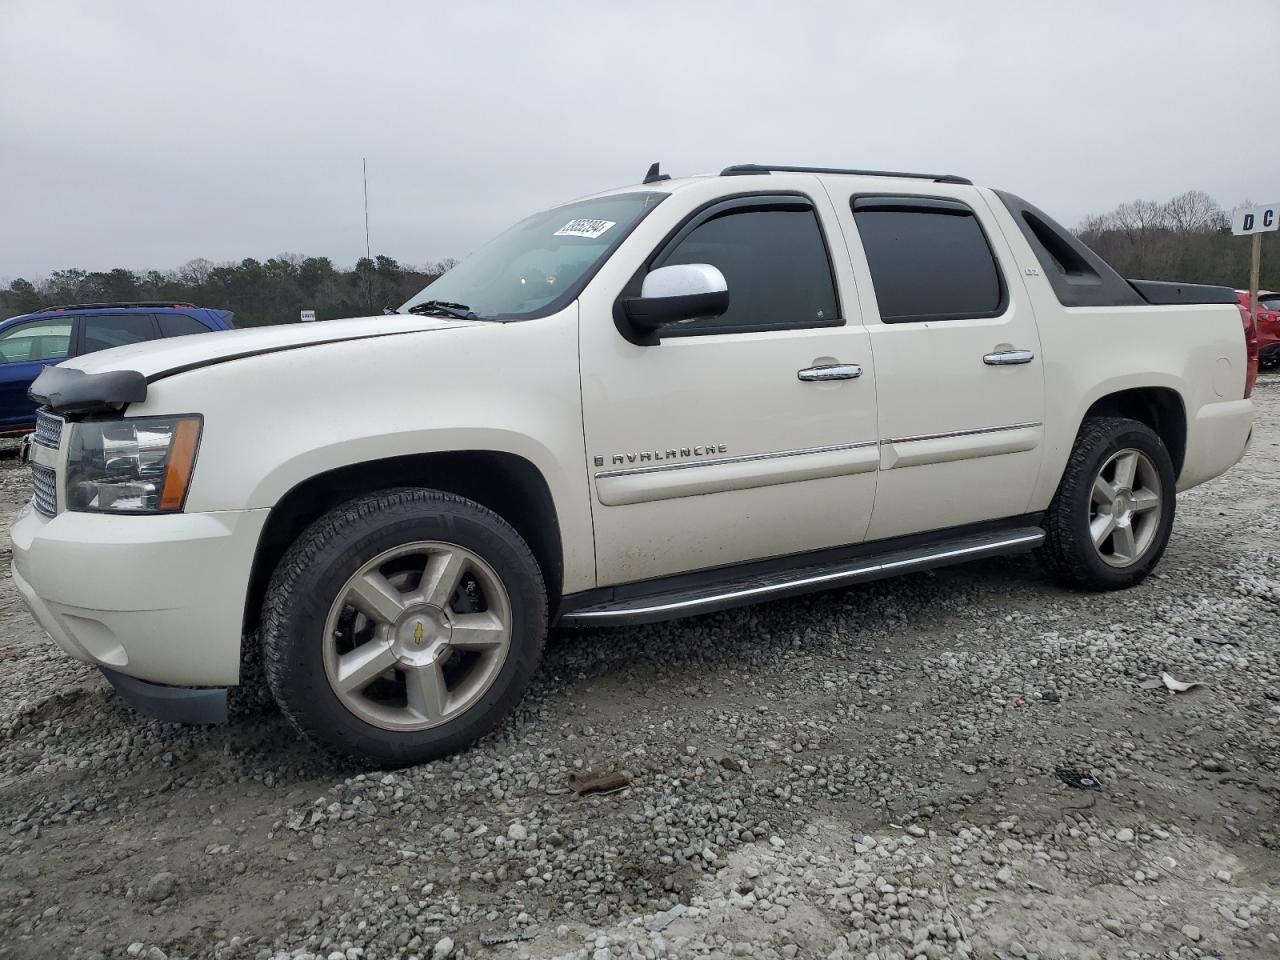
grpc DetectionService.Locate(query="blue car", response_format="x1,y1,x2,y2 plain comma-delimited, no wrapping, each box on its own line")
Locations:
0,301,234,435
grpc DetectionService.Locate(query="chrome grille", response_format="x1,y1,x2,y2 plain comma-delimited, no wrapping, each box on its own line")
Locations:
31,463,57,517
33,408,63,450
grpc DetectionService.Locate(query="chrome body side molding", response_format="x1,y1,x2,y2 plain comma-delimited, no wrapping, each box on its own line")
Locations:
880,421,1043,470
594,441,879,506
592,422,1045,504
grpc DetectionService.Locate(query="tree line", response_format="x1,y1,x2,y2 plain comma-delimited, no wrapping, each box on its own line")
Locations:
1076,190,1276,290
0,254,455,326
2,189,1275,324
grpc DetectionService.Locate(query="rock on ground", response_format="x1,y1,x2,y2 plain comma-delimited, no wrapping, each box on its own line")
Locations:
1,379,1279,959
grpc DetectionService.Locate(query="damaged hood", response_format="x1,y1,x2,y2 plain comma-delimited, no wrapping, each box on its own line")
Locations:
64,313,472,379
31,313,474,415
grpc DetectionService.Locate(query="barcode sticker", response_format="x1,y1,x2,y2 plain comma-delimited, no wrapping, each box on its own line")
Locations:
554,219,616,239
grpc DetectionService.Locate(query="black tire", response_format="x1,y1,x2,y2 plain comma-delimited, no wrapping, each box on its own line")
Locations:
1037,416,1176,591
262,487,546,767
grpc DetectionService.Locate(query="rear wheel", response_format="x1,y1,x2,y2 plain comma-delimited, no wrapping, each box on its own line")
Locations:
262,488,546,767
1038,417,1176,590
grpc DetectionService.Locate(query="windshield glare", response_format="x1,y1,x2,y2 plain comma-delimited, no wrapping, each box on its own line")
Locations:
401,192,667,319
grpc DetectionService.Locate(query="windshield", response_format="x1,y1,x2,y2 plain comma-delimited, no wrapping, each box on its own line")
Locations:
400,192,667,319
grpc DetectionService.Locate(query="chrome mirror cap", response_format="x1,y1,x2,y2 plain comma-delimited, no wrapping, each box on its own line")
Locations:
640,263,727,299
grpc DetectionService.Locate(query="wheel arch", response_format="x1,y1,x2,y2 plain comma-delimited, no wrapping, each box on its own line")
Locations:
1080,386,1188,478
243,450,564,636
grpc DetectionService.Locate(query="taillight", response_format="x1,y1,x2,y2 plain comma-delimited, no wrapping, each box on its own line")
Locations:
1240,303,1259,399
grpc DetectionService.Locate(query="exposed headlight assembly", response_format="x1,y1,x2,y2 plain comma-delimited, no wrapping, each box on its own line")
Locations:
66,416,202,514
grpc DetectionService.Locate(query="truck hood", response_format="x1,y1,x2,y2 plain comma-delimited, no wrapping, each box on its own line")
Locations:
31,313,474,415
64,313,471,379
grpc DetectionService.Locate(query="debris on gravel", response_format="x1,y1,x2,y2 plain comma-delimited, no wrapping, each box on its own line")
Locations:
1,381,1279,959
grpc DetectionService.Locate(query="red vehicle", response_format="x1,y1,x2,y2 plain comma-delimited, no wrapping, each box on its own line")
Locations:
1238,290,1280,370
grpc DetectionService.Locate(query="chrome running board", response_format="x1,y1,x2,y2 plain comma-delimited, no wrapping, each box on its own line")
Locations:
559,527,1045,627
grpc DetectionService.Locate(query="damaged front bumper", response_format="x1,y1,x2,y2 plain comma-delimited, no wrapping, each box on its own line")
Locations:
101,667,228,725
10,500,269,695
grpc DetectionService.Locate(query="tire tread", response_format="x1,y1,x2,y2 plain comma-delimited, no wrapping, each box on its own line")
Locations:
1038,416,1173,590
260,487,546,765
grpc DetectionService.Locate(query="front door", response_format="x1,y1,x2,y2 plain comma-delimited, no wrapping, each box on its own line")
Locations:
578,181,881,586
0,317,75,432
833,190,1046,540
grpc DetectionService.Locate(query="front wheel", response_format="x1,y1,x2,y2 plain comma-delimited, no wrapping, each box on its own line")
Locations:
1037,416,1176,590
262,488,547,767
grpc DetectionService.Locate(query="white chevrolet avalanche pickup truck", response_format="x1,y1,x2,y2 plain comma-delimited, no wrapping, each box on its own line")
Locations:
13,163,1258,766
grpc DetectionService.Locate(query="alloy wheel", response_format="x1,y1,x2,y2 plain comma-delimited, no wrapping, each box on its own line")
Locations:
321,541,512,731
1089,448,1163,568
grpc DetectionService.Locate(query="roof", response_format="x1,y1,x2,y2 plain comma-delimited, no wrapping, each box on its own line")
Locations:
4,302,221,324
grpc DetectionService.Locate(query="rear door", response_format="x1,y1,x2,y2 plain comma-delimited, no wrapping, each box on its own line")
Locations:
829,187,1045,540
0,317,74,432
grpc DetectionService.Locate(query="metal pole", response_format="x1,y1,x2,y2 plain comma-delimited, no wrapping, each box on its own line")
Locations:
361,158,374,313
1250,232,1262,327
363,157,372,264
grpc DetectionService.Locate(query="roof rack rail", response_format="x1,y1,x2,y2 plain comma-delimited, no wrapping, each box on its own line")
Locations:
37,301,199,312
720,164,972,186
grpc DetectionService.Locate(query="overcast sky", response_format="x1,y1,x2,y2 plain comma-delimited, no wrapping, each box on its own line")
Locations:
2,0,1277,281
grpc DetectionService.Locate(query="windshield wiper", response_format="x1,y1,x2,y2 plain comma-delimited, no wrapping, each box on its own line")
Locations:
405,300,481,321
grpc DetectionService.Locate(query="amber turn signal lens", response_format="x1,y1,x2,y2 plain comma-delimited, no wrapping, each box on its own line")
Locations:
159,418,201,510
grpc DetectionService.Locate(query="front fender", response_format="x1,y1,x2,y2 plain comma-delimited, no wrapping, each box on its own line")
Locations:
125,307,596,592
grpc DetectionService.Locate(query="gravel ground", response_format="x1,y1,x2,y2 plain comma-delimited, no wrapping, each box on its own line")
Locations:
1,378,1278,960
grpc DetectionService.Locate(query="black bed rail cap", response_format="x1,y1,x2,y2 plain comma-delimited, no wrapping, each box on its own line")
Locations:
720,163,972,185
1128,279,1239,305
29,365,148,415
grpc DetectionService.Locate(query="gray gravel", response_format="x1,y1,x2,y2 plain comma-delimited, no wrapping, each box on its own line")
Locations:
1,378,1278,960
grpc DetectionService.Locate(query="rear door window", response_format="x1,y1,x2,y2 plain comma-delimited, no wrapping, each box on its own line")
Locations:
81,314,161,354
852,197,1006,323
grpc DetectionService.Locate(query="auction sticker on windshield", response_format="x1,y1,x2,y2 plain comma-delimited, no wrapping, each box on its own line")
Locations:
554,219,616,239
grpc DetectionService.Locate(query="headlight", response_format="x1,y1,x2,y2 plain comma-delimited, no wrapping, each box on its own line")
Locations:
65,415,202,514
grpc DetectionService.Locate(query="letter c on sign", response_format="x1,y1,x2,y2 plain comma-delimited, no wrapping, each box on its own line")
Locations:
1266,209,1276,228
1243,213,1255,231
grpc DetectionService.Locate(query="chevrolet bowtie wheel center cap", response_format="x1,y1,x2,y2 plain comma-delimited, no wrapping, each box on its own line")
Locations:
393,607,451,667
1112,490,1132,522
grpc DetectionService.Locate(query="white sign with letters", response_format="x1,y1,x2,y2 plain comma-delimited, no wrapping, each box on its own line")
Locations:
1232,202,1279,236
300,309,317,323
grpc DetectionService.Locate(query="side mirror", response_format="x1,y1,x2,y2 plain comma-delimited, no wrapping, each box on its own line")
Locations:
622,263,729,335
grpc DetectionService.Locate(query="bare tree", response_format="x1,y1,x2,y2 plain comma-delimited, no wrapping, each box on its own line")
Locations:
1164,190,1224,233
179,258,213,286
1076,213,1110,239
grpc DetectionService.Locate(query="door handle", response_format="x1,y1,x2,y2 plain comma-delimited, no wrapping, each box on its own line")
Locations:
798,363,862,382
983,349,1034,366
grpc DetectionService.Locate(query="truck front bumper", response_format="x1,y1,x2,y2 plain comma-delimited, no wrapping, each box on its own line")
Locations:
101,667,229,724
10,502,270,690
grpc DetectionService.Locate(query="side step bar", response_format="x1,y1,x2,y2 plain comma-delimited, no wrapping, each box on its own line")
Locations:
559,527,1045,627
